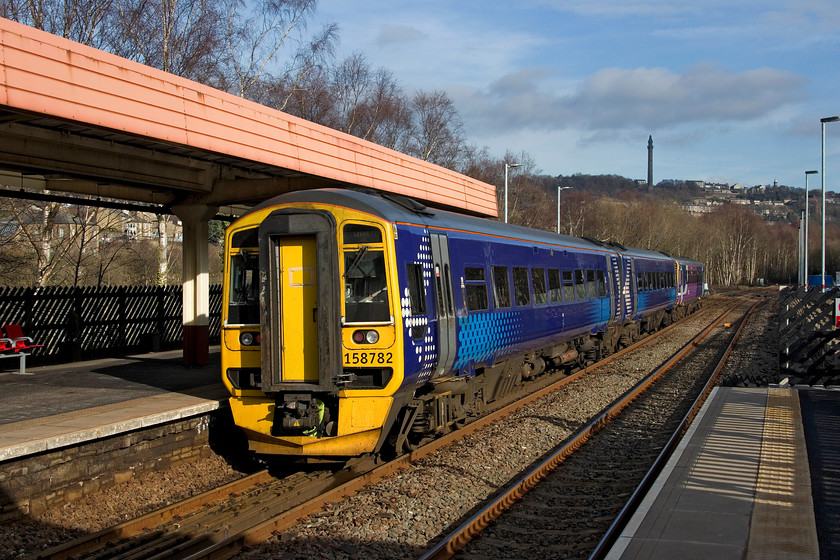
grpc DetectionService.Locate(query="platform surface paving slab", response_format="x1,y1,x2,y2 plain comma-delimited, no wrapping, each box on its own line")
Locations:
607,387,819,560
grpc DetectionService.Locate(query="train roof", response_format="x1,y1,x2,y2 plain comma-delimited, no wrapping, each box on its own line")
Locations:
243,188,689,263
674,255,704,267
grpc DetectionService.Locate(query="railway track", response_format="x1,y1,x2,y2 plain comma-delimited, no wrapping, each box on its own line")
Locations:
423,297,762,560
27,297,745,560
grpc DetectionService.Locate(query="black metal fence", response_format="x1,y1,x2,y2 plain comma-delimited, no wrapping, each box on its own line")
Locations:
779,286,840,381
0,285,222,364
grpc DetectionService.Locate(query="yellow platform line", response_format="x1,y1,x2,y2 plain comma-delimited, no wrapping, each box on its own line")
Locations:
747,388,818,559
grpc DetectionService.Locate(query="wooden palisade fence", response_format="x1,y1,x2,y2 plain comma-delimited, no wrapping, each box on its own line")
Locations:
779,286,840,380
0,285,222,365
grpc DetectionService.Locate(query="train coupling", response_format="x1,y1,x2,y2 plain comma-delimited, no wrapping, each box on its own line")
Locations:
273,394,325,435
333,371,358,386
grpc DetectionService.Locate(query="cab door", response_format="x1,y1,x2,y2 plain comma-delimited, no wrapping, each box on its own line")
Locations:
273,235,319,382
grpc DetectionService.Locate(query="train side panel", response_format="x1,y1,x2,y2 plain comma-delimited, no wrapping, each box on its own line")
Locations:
443,231,614,375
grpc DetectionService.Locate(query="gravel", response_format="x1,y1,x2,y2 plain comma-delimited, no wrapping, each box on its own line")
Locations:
0,296,777,560
237,301,738,559
0,455,243,557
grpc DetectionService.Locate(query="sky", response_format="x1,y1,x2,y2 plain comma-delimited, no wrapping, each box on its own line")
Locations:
311,0,840,190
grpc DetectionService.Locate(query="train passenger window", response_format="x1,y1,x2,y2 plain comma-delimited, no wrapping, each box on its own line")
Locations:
444,264,455,315
532,268,547,304
637,273,645,292
435,266,446,316
464,267,489,311
548,269,562,302
466,285,488,311
492,266,512,308
406,263,426,315
513,267,530,306
562,270,575,301
575,270,586,300
344,249,390,323
228,249,260,324
343,223,382,244
586,270,597,298
597,270,607,297
465,267,485,281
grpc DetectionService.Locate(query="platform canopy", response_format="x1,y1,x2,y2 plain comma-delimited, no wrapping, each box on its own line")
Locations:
0,17,497,217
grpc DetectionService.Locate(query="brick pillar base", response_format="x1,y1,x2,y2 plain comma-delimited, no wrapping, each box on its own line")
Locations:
183,324,209,366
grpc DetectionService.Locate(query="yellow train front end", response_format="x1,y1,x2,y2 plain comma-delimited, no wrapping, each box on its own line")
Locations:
221,197,405,459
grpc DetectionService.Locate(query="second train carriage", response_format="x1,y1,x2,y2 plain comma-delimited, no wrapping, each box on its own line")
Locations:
222,188,704,459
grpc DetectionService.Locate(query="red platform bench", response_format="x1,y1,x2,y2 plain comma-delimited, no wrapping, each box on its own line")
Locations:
1,324,43,375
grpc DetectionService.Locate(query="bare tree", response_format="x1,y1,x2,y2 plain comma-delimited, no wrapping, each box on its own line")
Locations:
324,53,411,149
156,215,170,286
266,63,334,123
0,0,115,47
497,151,541,225
406,90,464,168
224,0,337,101
330,51,370,135
109,0,224,82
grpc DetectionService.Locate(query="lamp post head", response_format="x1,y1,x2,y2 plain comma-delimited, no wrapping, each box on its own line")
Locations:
821,116,840,123
806,170,819,175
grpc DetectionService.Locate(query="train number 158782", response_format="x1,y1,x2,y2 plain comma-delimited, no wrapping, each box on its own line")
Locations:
343,351,393,365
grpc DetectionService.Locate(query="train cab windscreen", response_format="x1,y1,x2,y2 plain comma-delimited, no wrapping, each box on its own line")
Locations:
228,249,260,325
343,224,391,324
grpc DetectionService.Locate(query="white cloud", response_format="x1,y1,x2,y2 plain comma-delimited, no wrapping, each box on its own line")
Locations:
458,64,806,135
376,24,428,46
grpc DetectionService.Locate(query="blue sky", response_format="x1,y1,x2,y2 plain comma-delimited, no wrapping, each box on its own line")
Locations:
312,0,840,189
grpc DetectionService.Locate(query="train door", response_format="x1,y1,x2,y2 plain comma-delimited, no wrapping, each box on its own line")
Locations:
677,263,687,304
270,236,319,382
430,233,457,378
258,209,340,393
608,254,622,323
623,257,635,319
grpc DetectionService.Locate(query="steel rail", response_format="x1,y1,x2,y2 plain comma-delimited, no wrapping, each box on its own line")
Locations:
587,298,763,560
29,470,275,560
30,300,723,560
182,303,726,560
419,300,743,560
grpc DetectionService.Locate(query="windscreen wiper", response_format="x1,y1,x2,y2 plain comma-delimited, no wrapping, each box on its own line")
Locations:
344,246,370,277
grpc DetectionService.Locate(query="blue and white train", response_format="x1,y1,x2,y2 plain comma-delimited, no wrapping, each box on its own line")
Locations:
221,188,704,458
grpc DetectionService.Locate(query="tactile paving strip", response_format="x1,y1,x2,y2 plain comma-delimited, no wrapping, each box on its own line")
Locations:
746,388,819,559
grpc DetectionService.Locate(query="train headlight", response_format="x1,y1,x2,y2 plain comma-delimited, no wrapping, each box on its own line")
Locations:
365,330,380,344
239,332,259,346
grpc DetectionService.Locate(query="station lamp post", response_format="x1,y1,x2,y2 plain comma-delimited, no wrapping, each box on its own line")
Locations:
805,170,818,287
504,162,522,223
557,186,572,234
821,116,839,291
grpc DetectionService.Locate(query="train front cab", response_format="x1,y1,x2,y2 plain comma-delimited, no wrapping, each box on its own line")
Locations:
222,204,405,458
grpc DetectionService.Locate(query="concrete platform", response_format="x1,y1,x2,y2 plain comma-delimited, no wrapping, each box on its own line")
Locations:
607,386,839,560
0,348,227,461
